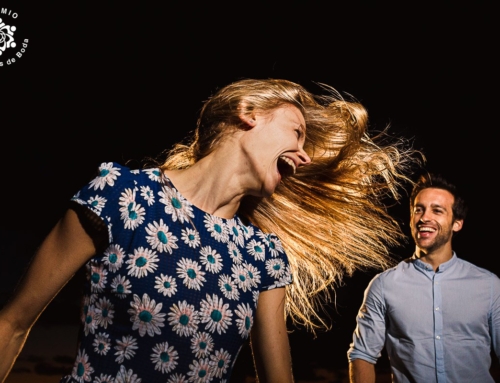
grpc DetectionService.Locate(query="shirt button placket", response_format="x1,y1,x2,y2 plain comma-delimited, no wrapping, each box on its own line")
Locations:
434,273,446,382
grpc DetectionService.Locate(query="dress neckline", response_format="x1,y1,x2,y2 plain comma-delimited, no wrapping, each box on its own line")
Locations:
160,170,240,223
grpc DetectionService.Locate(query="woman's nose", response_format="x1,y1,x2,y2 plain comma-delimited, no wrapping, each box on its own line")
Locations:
298,149,311,166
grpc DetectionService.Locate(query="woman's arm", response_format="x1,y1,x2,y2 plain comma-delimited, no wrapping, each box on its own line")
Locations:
250,287,294,383
0,208,97,382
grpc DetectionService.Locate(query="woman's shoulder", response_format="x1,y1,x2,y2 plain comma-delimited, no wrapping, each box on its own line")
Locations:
86,162,163,189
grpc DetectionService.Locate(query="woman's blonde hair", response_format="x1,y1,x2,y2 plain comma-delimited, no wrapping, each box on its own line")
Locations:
156,78,422,333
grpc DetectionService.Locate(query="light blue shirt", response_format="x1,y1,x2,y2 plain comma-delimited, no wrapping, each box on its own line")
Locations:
347,253,500,383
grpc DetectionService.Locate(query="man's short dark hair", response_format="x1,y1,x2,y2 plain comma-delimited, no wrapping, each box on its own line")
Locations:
410,172,468,221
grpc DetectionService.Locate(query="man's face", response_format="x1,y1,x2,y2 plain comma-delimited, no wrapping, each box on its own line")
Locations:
410,187,463,254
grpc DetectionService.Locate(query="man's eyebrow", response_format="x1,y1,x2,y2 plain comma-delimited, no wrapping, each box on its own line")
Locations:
430,203,447,210
414,202,447,210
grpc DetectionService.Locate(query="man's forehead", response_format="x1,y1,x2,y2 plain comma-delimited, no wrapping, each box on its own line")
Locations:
415,187,454,206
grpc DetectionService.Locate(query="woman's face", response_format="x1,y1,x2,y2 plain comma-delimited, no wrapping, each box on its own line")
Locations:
241,104,311,197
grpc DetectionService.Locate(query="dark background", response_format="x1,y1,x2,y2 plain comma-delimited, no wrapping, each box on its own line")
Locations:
1,2,498,381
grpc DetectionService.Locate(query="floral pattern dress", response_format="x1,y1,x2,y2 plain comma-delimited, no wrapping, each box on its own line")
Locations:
60,162,293,383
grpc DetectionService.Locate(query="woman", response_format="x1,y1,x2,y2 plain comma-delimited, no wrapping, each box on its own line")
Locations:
0,79,418,382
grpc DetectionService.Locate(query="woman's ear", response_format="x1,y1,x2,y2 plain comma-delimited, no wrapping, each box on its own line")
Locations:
238,102,257,128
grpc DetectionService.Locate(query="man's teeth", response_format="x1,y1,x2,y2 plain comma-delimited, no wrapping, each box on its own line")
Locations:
280,156,296,174
419,227,435,232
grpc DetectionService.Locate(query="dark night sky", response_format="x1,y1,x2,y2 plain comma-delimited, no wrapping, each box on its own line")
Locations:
1,2,498,380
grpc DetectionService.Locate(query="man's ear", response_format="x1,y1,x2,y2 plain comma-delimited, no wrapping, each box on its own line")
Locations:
452,219,463,233
238,102,257,128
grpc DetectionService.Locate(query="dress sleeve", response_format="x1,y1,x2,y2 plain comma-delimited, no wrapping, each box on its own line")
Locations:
69,162,133,247
347,273,387,364
68,200,109,253
263,233,293,291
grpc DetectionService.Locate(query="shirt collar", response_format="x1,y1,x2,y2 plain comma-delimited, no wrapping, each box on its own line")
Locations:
411,251,458,273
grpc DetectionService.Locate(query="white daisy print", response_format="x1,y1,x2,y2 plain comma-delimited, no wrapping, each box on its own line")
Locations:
104,244,125,272
203,214,229,243
239,221,254,240
128,293,166,337
81,295,91,323
265,258,286,278
181,228,200,248
234,303,253,339
118,187,136,209
150,341,179,374
226,218,244,247
87,195,107,214
71,349,94,383
144,168,162,182
190,332,214,358
126,247,159,278
106,218,113,243
118,188,146,230
267,235,284,257
252,290,260,307
167,373,188,383
88,293,98,305
218,274,239,301
154,273,177,297
231,264,251,292
210,348,232,379
227,242,242,264
111,275,132,298
89,162,121,190
199,294,232,335
256,230,271,245
93,332,111,355
176,258,206,290
95,297,114,329
199,246,223,273
168,300,199,337
273,265,293,288
140,185,155,206
145,219,179,254
93,373,115,383
83,306,98,336
115,365,141,383
243,262,261,288
90,264,107,293
114,335,138,363
159,185,194,224
246,239,265,261
187,358,211,383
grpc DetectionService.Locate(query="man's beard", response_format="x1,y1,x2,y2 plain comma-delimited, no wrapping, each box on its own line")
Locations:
413,225,454,254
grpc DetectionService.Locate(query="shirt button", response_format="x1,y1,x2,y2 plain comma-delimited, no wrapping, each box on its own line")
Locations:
435,307,439,310
436,336,441,339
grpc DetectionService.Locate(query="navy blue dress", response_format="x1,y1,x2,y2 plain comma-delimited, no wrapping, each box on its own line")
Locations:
60,162,292,383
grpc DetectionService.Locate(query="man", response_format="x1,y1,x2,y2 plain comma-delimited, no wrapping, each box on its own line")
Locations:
347,172,500,382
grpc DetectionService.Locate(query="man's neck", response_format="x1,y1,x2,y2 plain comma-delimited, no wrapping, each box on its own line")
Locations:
415,245,454,271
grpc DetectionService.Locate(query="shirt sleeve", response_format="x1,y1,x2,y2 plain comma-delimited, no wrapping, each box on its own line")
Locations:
490,272,500,363
347,273,387,364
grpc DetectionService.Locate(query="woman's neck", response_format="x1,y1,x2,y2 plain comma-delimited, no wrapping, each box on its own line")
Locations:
163,156,247,219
